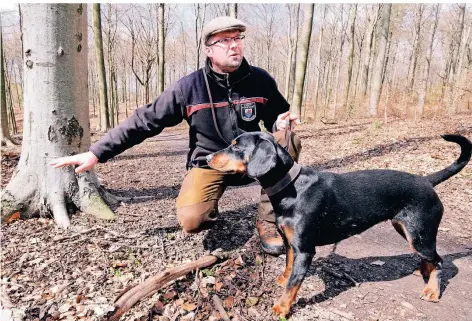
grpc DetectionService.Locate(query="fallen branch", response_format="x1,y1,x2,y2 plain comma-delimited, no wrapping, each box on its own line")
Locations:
106,254,226,321
212,294,231,321
53,227,99,242
322,266,360,287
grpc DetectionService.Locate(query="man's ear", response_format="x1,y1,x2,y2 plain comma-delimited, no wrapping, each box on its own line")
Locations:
246,139,277,178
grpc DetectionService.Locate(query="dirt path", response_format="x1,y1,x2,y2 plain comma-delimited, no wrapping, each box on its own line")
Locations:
1,115,471,321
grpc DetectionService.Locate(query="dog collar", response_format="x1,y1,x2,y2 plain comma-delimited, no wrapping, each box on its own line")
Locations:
264,162,302,197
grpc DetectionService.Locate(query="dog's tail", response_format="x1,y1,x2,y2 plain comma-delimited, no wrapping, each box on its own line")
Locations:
426,134,472,187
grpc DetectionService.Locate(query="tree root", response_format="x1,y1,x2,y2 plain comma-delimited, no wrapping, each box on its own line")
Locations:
107,254,225,321
76,174,116,220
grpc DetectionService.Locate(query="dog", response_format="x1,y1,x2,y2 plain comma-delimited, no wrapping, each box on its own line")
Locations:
206,132,472,318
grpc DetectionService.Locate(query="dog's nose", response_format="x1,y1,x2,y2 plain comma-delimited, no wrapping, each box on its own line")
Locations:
206,154,213,163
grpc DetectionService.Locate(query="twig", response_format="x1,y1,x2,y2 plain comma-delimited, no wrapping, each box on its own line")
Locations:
115,195,156,202
53,227,99,242
107,254,227,321
322,266,360,287
212,294,231,321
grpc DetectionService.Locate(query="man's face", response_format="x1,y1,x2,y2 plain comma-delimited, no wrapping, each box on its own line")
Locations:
205,30,244,73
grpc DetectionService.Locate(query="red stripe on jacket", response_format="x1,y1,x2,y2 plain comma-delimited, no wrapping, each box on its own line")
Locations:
186,97,268,117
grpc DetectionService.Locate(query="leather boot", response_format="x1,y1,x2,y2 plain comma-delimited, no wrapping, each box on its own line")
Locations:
257,191,285,256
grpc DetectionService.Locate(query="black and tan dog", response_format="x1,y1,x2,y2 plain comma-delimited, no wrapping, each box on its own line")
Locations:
206,132,472,318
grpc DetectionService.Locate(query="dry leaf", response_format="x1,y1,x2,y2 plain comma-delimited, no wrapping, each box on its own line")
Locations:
370,260,385,266
181,302,197,311
224,296,234,309
245,296,259,306
151,300,165,315
163,289,177,300
215,281,223,292
7,212,20,223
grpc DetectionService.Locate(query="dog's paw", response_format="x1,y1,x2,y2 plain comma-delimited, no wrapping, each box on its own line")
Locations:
420,287,440,302
412,269,422,277
276,275,288,287
272,302,289,318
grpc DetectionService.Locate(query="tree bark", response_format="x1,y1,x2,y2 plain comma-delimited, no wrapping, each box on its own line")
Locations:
284,4,300,104
292,3,314,119
157,3,165,95
0,20,16,146
369,4,392,116
313,4,326,117
358,5,378,98
416,4,440,121
407,4,424,90
93,3,110,132
1,4,116,228
229,4,238,18
343,4,357,110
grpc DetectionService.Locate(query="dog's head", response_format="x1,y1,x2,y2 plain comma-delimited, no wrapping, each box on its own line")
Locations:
207,132,290,178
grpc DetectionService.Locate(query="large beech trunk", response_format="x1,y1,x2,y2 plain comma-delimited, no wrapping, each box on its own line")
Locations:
1,4,116,228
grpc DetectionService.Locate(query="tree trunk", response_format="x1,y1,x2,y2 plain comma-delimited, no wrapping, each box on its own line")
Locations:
1,4,115,228
292,3,314,119
407,4,424,90
157,3,165,95
369,4,392,116
229,4,238,18
417,4,440,121
0,20,15,146
358,5,377,98
332,4,346,119
285,4,300,104
92,3,110,132
343,4,357,110
313,4,326,117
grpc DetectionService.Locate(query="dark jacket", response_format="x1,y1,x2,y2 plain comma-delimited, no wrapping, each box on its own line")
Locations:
89,58,289,169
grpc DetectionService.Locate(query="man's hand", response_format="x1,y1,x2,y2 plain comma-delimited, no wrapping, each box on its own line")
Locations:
275,111,299,131
50,151,99,174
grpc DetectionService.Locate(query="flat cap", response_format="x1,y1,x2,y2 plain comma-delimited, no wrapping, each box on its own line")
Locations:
202,16,247,45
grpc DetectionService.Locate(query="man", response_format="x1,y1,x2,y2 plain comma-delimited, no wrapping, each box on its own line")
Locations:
51,16,301,256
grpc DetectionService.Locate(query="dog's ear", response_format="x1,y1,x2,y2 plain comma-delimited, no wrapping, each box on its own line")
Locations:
246,138,277,178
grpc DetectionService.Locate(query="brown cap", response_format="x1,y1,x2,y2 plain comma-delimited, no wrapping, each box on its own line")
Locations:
202,16,247,45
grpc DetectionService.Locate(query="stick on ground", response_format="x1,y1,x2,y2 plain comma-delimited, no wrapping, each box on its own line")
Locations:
107,255,222,321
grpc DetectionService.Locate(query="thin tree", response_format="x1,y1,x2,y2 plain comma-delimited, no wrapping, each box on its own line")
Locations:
313,4,326,116
194,4,207,70
343,4,357,111
407,4,424,90
0,17,16,146
1,4,115,228
292,3,314,119
157,3,165,95
358,5,379,98
229,4,238,18
332,4,347,119
93,3,110,132
284,4,300,104
416,4,440,121
369,4,392,116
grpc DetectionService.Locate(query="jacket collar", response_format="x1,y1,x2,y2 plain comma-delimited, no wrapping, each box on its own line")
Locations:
205,57,252,88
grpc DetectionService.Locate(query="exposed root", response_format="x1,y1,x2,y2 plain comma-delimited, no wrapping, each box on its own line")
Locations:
76,175,116,220
48,190,71,229
0,189,27,223
1,137,19,147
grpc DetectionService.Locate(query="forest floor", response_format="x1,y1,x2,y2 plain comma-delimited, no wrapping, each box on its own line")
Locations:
1,114,472,321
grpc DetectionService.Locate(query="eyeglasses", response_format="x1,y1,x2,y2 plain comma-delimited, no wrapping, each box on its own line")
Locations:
208,35,245,47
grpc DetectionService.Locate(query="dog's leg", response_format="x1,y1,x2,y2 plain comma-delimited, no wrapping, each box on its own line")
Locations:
272,251,314,318
273,225,315,318
420,255,442,302
276,226,292,287
392,213,443,302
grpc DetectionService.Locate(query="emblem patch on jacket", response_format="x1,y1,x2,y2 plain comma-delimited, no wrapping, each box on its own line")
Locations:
241,102,256,121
